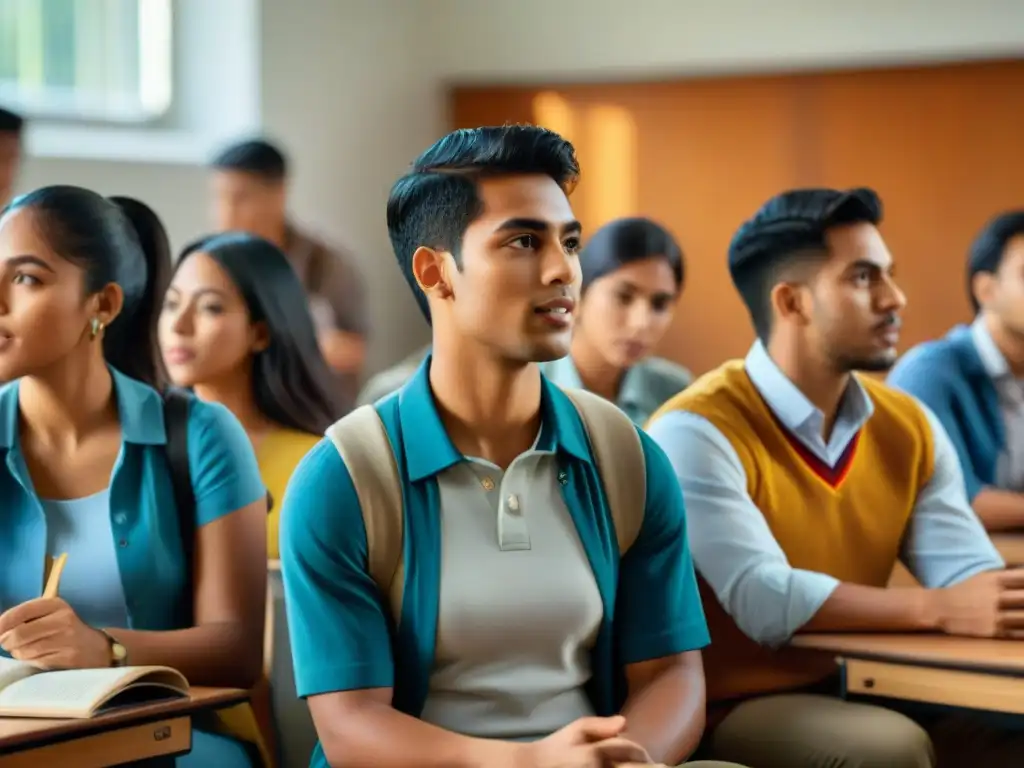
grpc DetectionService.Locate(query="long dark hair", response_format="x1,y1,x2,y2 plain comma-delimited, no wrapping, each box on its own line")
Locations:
2,186,169,387
175,233,345,434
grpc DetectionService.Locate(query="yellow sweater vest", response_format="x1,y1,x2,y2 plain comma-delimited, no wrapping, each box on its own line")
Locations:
649,360,935,702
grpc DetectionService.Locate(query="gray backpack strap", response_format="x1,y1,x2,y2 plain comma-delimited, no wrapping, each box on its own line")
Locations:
562,388,647,554
325,405,404,618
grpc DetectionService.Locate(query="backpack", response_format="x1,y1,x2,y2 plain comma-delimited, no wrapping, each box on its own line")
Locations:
325,388,647,612
161,389,272,768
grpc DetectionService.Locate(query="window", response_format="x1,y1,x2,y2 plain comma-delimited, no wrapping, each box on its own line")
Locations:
0,0,172,123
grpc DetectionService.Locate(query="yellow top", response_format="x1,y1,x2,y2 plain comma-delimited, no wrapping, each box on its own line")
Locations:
649,360,936,701
257,428,322,559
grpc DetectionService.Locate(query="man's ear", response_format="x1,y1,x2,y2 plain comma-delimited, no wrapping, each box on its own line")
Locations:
412,246,454,302
769,280,812,329
972,271,997,311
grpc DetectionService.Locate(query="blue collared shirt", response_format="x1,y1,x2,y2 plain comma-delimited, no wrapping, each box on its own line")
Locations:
969,318,1024,491
541,355,692,427
647,341,1004,647
280,357,709,764
0,368,265,630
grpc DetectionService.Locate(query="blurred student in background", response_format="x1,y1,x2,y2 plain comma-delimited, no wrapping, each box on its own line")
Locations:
0,107,24,207
160,232,346,559
543,216,691,424
0,187,267,766
890,210,1024,532
209,138,369,406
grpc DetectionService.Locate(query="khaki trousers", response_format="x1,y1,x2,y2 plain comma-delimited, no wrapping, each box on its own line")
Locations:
703,693,1024,768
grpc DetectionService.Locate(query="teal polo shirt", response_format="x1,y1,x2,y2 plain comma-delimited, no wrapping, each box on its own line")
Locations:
0,367,266,629
280,360,709,765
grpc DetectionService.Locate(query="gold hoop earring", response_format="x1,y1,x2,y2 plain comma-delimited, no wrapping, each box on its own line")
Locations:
89,317,104,340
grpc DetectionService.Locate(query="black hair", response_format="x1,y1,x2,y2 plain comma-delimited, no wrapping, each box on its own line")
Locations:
386,124,580,321
580,217,684,292
2,186,167,386
966,210,1024,313
175,233,345,434
210,139,288,182
729,188,882,342
0,107,23,135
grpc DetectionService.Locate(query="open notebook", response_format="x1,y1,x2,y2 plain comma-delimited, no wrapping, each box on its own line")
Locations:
0,656,188,719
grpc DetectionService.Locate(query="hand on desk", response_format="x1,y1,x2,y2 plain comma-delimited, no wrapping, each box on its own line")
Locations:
0,597,111,669
931,568,1024,639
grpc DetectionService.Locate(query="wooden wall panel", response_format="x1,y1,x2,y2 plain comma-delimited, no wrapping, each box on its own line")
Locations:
450,60,1024,376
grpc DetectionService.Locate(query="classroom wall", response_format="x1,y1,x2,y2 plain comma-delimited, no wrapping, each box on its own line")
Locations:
17,0,1024,373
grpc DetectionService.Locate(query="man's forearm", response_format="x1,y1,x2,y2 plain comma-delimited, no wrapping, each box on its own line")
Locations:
800,583,939,635
973,488,1024,532
619,665,705,764
317,699,519,768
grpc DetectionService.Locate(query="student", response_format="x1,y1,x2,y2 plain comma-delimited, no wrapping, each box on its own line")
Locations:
0,107,23,207
889,211,1024,531
646,187,1020,767
0,187,268,767
209,139,368,402
160,232,346,558
357,217,691,420
280,126,738,768
543,216,691,425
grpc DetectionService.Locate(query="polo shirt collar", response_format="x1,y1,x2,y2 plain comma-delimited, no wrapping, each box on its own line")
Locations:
397,355,592,482
0,367,166,450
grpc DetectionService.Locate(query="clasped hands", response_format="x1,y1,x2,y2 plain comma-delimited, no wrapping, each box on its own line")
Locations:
0,597,111,669
513,714,671,768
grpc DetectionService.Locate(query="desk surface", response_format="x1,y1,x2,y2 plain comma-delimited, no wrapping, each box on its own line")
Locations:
0,686,247,751
792,633,1024,675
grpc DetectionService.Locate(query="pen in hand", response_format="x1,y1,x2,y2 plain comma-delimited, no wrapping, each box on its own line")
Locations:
42,553,68,599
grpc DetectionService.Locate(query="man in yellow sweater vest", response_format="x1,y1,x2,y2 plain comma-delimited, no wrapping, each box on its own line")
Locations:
647,187,1024,767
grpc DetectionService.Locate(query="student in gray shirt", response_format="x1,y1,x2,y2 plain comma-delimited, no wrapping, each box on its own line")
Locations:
358,217,692,421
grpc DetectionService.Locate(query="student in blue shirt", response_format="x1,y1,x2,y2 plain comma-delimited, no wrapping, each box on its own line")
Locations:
280,126,729,768
890,210,1024,531
0,187,268,766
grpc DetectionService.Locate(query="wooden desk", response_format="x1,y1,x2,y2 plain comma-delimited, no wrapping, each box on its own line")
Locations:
792,633,1024,715
0,686,247,768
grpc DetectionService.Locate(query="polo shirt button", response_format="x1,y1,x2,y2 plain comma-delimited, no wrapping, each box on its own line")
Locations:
113,513,127,526
118,539,128,548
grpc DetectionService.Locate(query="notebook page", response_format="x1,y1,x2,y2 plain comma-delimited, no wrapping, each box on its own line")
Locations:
0,666,139,716
0,656,37,692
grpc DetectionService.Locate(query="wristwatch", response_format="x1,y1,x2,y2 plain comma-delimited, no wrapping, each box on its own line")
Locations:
98,629,128,668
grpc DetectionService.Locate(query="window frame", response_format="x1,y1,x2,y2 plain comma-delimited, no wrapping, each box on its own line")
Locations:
0,0,174,126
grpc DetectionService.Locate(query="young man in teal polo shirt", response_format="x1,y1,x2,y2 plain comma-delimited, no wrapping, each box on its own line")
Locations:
280,126,727,767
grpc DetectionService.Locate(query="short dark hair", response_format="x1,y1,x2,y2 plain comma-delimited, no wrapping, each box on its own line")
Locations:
0,107,23,135
728,187,883,341
3,188,169,387
581,217,684,292
966,210,1024,313
210,139,288,182
176,233,346,434
386,125,580,321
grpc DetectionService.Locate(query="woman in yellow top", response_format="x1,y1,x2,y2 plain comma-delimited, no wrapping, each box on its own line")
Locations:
159,232,345,558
